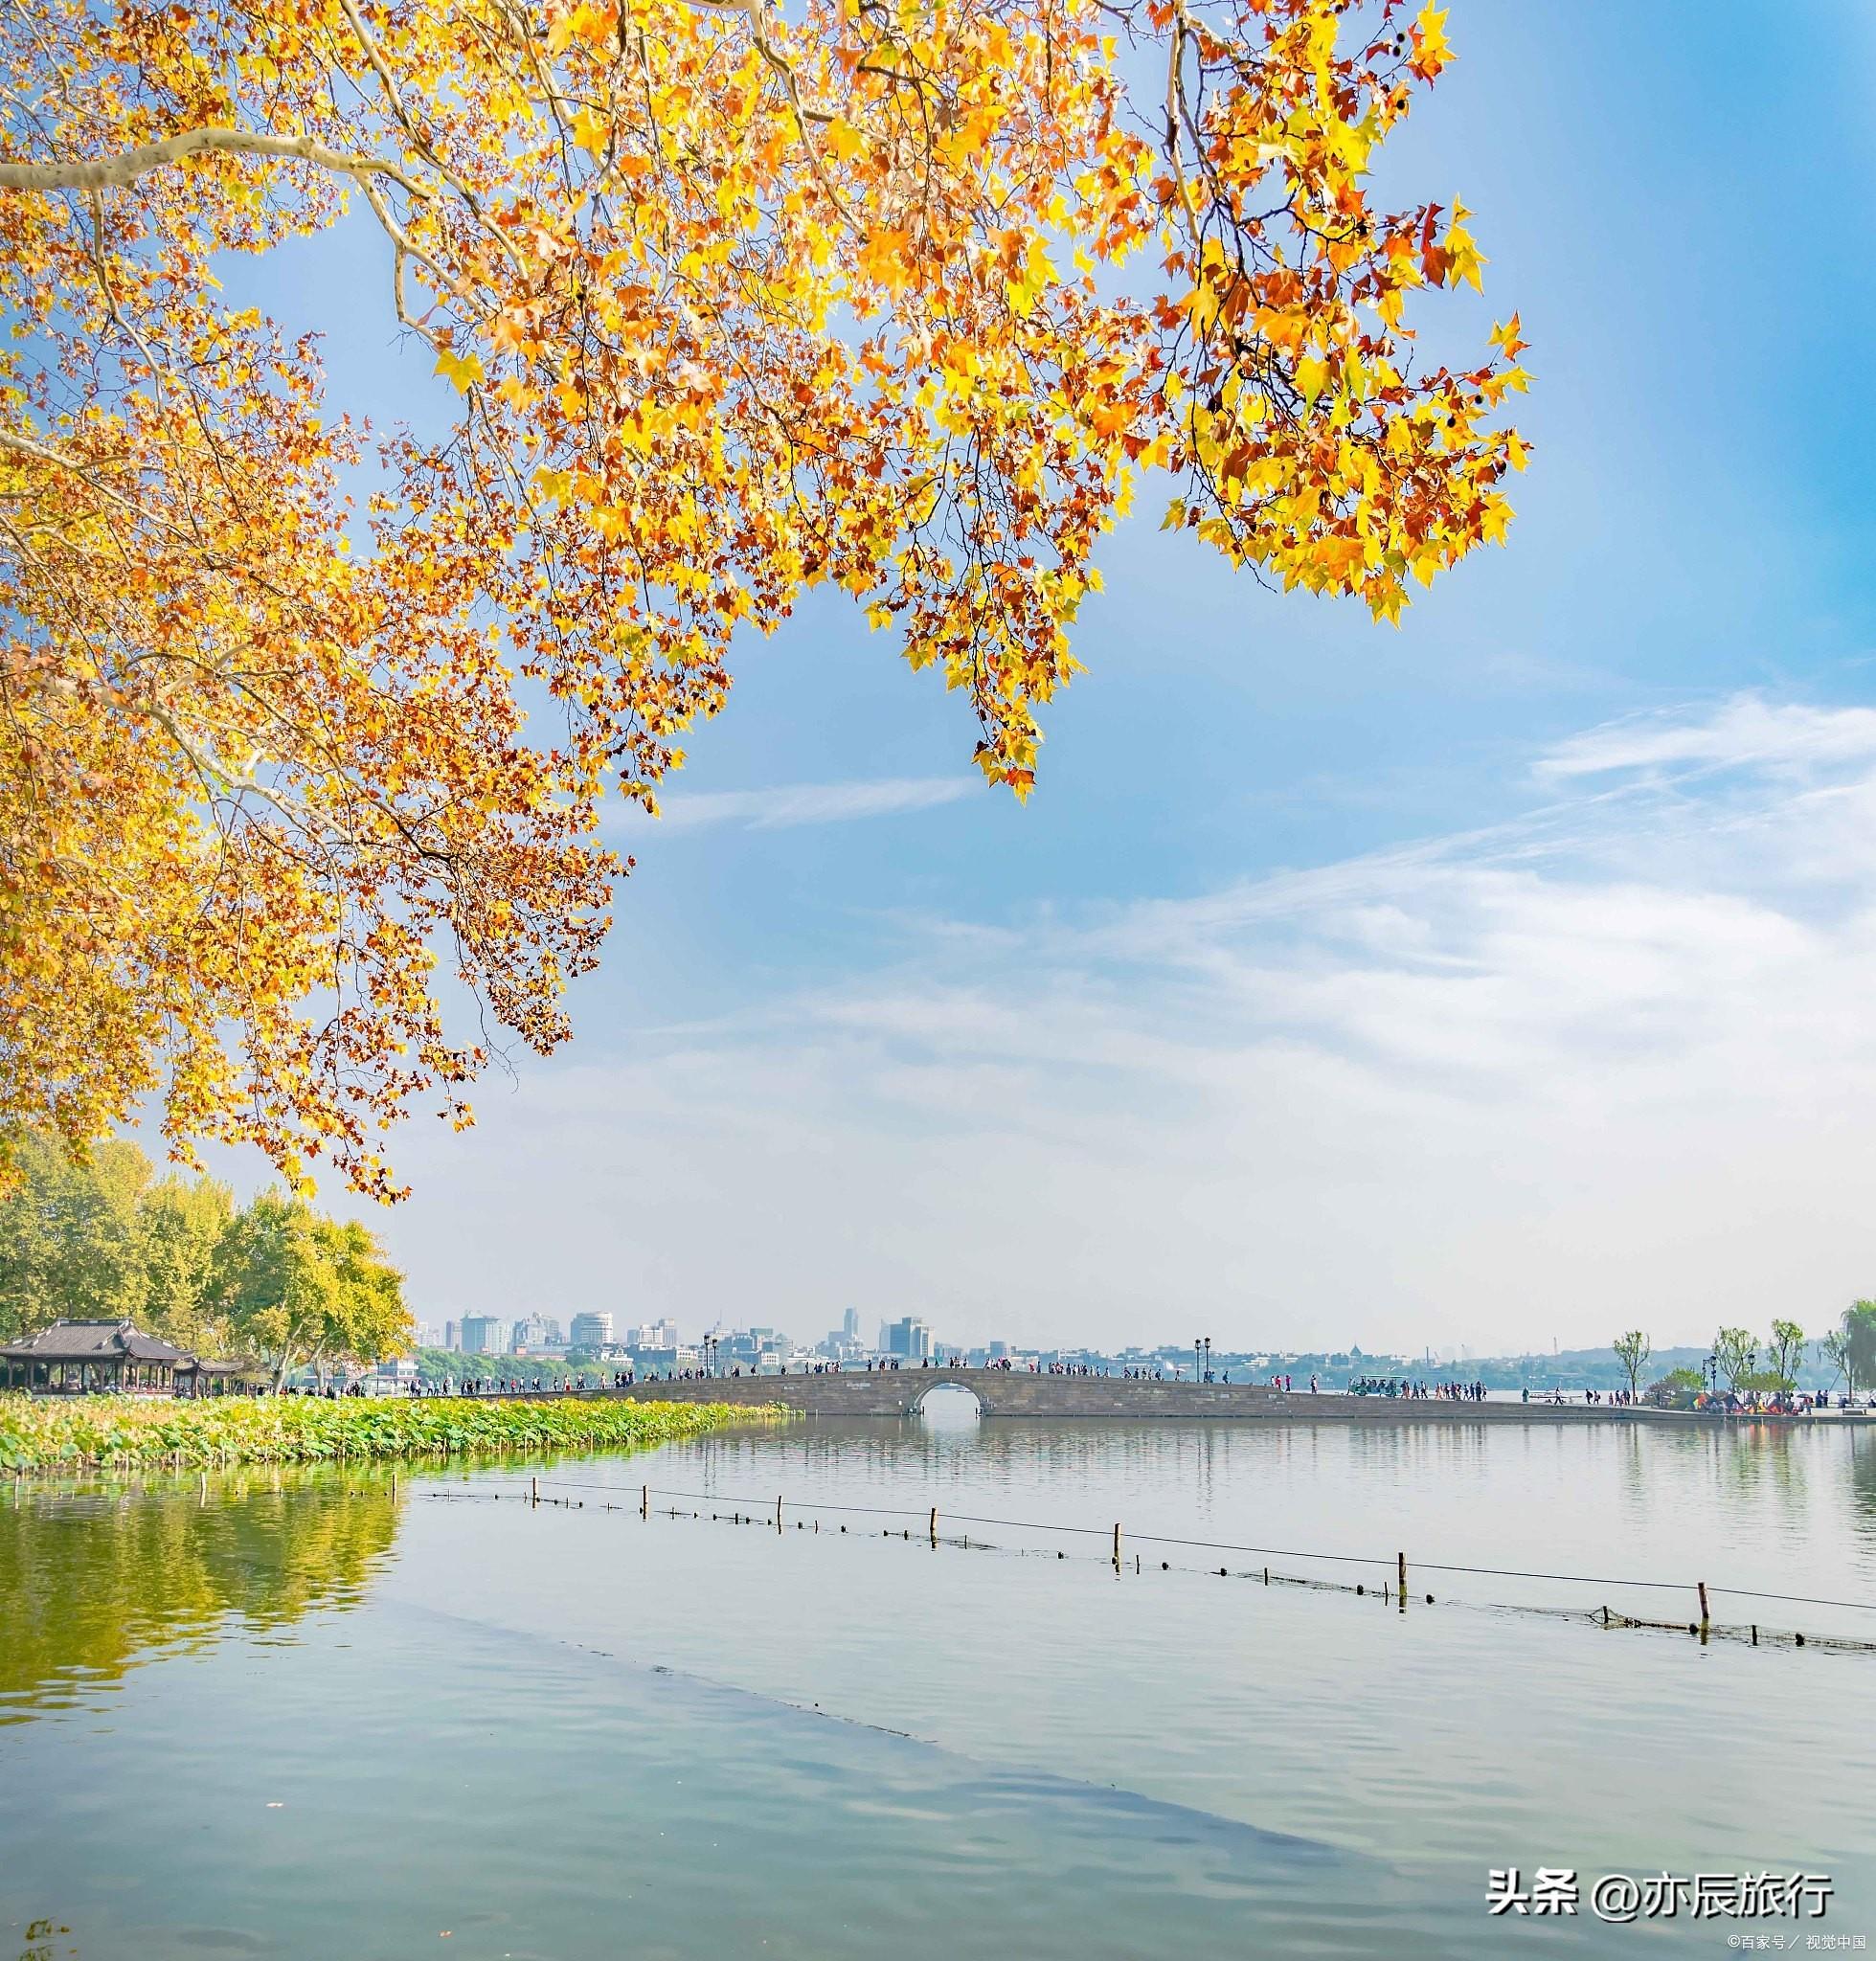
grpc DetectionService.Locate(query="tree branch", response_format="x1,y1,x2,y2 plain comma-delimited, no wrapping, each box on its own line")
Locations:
0,125,434,197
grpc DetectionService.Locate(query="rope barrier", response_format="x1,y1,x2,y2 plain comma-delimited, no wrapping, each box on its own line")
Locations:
446,1475,1876,1617
412,1483,1876,1657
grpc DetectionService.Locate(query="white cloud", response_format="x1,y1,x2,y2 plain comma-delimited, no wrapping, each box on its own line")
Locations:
1536,693,1876,780
631,776,973,832
385,697,1876,1358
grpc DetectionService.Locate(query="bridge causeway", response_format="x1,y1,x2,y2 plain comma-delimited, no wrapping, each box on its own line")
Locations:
543,1367,1683,1423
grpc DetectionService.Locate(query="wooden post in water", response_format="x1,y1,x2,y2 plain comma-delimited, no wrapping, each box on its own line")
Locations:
1697,1580,1710,1630
1113,1521,1122,1568
642,1483,648,1519
776,1494,783,1533
531,1475,539,1506
1398,1551,1408,1611
929,1505,938,1547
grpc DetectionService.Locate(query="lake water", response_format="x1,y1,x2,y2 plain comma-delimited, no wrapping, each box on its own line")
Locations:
5,1409,1875,1958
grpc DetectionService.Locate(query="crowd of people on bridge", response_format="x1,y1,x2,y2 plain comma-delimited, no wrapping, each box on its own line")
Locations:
445,1373,622,1395
1523,1387,1664,1407
1351,1376,1490,1401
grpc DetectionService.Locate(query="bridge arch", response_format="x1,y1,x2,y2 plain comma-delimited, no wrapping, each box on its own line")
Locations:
906,1377,989,1420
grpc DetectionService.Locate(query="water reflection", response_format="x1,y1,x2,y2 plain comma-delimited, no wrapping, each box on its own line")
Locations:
1610,1422,1810,1524
1850,1428,1876,1539
0,1473,401,1718
680,1414,1331,1506
611,1413,1876,1628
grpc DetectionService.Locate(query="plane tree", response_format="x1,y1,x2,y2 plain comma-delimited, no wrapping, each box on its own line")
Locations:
1,0,1527,1196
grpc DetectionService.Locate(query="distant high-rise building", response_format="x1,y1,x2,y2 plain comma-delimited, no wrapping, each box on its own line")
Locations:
884,1316,933,1362
460,1315,505,1355
719,1327,784,1371
509,1312,560,1353
824,1309,865,1357
569,1311,614,1349
443,1319,461,1351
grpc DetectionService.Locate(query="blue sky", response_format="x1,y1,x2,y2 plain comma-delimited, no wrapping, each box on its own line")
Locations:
227,0,1876,1356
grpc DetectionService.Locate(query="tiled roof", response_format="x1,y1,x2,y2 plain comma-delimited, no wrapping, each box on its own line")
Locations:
0,1319,191,1364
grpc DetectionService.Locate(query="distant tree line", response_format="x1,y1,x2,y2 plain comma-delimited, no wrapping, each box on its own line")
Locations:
0,1132,411,1387
413,1347,602,1387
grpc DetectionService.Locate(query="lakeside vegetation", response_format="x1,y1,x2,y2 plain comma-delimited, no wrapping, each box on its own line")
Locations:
1616,1306,1876,1404
1,1131,410,1386
0,1391,780,1475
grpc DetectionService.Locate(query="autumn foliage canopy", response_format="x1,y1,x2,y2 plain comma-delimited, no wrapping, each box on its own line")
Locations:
0,0,1528,1196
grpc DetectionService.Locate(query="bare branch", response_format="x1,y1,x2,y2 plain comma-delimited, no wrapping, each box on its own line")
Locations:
0,124,435,197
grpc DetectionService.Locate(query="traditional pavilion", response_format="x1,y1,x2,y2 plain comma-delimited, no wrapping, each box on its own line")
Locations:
0,1319,192,1395
174,1357,267,1398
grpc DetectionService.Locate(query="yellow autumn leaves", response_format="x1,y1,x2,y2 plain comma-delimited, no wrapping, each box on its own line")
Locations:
1,0,1526,1197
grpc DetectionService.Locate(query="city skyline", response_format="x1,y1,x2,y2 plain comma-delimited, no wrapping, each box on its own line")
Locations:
411,1310,1770,1378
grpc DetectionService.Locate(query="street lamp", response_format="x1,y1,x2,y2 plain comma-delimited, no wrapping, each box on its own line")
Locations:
1203,1337,1212,1383
1193,1339,1201,1384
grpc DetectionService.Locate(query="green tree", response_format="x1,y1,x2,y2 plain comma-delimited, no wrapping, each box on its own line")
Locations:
1820,1329,1853,1393
316,1218,413,1377
1737,1369,1789,1396
1613,1331,1652,1398
1713,1328,1758,1393
0,1134,411,1377
0,1130,150,1340
215,1194,410,1387
133,1174,236,1354
214,1193,333,1388
1764,1319,1806,1391
1830,1301,1876,1398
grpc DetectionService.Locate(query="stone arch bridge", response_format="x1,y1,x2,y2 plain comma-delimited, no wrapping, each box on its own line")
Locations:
541,1368,1670,1424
